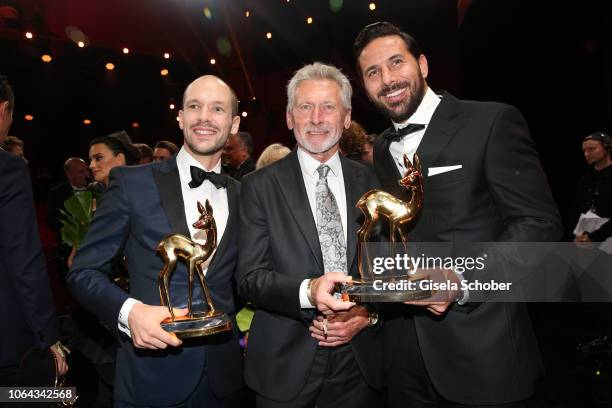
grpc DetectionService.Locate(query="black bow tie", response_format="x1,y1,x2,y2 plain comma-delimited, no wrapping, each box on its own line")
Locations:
188,166,227,189
385,124,426,142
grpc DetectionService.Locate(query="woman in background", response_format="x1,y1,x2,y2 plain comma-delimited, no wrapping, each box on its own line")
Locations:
67,130,139,407
256,143,291,169
88,131,140,190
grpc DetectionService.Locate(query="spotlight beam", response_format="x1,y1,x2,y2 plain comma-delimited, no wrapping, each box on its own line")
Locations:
220,3,255,100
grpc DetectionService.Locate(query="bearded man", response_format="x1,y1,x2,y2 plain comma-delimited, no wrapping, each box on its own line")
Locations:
353,22,562,408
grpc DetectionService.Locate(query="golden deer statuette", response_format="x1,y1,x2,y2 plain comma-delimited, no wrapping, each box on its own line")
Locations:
356,154,424,280
157,200,231,338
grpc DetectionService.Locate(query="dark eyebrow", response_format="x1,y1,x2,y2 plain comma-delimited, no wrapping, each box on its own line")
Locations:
363,62,379,74
184,99,228,108
363,53,405,74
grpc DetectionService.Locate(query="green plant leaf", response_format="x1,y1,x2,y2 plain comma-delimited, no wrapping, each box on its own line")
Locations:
64,193,89,221
236,306,255,332
60,191,95,249
60,220,80,247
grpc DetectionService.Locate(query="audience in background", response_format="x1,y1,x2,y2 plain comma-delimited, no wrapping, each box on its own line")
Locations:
153,140,178,162
223,131,255,180
362,134,375,165
63,131,139,407
88,131,140,190
47,157,90,278
571,131,612,244
571,131,612,356
1,135,27,163
134,143,154,164
48,157,90,233
340,120,368,164
255,143,291,169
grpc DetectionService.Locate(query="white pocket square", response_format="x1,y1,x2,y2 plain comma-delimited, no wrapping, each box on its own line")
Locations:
428,165,463,177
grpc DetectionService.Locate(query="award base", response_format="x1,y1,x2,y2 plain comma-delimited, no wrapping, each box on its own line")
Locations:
161,310,232,339
340,274,432,303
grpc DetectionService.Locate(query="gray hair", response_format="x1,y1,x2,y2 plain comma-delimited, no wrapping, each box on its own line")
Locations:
286,62,352,113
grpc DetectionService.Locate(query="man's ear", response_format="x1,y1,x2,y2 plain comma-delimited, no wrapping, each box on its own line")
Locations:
286,110,294,130
343,109,352,129
0,101,9,116
230,115,240,134
418,54,429,79
178,110,184,130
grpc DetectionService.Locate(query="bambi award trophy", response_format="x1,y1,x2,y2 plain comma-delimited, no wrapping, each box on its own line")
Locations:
157,200,232,338
341,154,431,302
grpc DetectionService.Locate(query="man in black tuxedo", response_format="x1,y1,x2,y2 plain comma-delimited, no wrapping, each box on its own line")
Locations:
223,131,255,180
48,157,90,279
48,157,90,234
237,63,383,408
0,74,67,385
353,22,562,407
67,75,242,407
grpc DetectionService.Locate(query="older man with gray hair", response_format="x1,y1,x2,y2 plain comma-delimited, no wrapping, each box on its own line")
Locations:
236,62,383,408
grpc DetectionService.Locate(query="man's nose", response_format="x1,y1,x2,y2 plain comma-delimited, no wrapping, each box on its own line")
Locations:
381,66,393,85
310,106,323,124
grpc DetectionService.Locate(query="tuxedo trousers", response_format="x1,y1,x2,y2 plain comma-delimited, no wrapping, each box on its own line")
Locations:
115,364,241,408
256,344,380,408
387,317,530,408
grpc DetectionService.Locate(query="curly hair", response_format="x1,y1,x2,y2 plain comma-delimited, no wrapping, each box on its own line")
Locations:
340,121,367,156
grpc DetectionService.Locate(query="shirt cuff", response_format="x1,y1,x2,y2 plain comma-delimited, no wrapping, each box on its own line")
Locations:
118,298,142,338
299,279,315,308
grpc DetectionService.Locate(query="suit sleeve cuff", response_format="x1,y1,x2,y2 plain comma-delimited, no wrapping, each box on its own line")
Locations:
299,279,315,308
118,298,142,338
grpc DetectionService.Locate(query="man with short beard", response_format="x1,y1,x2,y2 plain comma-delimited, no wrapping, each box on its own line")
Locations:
67,75,243,407
354,22,562,408
236,62,383,407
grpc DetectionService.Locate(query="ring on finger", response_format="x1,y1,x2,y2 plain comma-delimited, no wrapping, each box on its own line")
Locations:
323,317,328,339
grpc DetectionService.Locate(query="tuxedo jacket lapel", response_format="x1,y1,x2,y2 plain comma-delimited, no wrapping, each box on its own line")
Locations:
275,151,324,272
375,129,403,181
416,91,462,179
152,158,190,237
373,129,407,200
207,178,239,274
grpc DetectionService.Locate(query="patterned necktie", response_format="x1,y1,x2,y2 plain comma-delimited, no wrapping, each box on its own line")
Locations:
315,164,347,274
385,123,426,142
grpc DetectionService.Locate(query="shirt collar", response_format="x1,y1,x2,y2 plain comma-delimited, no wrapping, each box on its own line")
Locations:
297,147,342,178
176,146,222,175
393,87,441,130
71,184,87,191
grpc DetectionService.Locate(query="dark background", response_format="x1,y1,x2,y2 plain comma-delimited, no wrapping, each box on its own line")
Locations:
1,0,610,224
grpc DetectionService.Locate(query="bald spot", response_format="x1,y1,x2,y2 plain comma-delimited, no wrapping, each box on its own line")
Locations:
64,157,87,172
182,75,239,117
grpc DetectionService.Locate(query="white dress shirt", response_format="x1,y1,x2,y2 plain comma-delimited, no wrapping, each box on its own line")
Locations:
389,86,440,174
387,88,469,304
296,148,348,308
175,147,229,247
118,147,230,336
